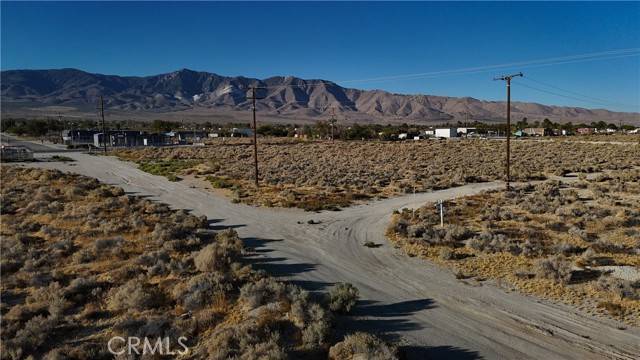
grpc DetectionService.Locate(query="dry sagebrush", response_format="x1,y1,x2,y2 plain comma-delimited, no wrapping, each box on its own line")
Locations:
0,167,388,359
387,168,640,325
115,140,640,210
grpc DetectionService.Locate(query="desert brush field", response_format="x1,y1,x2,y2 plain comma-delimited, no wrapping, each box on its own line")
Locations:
387,168,640,326
0,166,396,359
115,139,640,211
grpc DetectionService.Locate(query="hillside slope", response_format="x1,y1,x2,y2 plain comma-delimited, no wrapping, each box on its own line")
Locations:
2,68,638,124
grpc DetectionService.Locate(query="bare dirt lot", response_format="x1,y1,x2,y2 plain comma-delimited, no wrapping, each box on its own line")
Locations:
16,151,640,359
387,169,640,326
115,139,640,210
0,166,392,359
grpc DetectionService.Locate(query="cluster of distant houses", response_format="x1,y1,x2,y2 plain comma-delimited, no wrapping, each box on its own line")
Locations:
395,126,639,141
61,128,254,148
513,127,638,137
396,127,491,140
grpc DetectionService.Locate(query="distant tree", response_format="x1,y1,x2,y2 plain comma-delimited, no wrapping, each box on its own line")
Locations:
152,120,178,133
516,117,529,130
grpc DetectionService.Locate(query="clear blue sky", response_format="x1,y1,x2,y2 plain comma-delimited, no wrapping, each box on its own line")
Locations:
2,1,639,112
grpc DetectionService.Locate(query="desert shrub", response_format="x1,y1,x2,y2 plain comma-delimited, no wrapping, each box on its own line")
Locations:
567,226,589,241
5,315,58,356
596,277,640,300
466,231,521,255
439,248,455,260
327,283,359,314
50,239,75,255
388,216,409,237
194,231,243,272
65,277,99,304
535,256,572,284
597,301,625,317
107,277,162,311
207,176,234,189
300,303,331,348
521,239,545,258
93,237,124,252
591,240,626,254
555,241,582,256
202,323,287,360
136,249,171,275
72,248,96,264
27,282,68,319
239,277,288,310
406,224,425,238
172,272,231,310
328,332,398,360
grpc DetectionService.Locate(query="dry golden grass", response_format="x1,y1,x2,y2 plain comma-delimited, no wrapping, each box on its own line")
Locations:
387,169,640,325
115,139,640,210
0,166,373,359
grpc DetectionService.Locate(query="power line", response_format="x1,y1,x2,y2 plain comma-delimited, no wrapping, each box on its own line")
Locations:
519,76,638,109
247,48,639,90
338,48,639,85
513,81,628,109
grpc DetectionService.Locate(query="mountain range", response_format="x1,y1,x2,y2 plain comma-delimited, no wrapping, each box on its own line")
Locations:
2,68,638,125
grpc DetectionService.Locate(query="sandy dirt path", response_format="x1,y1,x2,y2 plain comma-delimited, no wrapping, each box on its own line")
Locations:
19,151,640,359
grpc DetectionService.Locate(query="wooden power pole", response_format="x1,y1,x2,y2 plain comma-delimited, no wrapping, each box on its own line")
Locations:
247,87,266,188
99,96,107,154
329,108,337,141
494,72,522,190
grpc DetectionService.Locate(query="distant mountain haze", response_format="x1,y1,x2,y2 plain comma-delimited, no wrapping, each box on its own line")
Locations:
2,68,638,125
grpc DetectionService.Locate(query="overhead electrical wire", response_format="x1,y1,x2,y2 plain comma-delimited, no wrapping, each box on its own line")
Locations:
512,81,621,108
242,48,640,112
252,48,639,89
518,76,638,110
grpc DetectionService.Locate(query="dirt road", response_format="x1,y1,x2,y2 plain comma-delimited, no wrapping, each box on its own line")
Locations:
21,152,640,359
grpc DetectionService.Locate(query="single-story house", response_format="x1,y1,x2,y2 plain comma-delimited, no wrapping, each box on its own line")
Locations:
231,128,254,137
94,130,145,148
457,127,477,135
577,128,595,135
523,128,552,137
62,129,99,146
435,128,458,138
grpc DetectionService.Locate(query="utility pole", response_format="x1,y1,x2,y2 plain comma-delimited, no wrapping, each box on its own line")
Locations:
494,72,522,190
247,87,266,188
329,108,337,141
99,96,107,154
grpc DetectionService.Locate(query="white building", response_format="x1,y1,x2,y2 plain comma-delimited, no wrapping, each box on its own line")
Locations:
457,127,477,135
435,128,458,138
